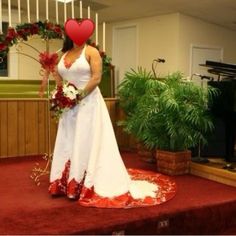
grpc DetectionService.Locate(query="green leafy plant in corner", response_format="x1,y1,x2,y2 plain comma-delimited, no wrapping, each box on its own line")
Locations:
118,68,219,152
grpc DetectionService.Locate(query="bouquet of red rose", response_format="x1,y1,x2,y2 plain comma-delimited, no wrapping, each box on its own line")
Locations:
39,51,58,73
38,51,62,97
50,81,82,119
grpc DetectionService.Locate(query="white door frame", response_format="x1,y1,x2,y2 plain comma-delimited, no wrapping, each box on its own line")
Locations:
112,23,139,89
189,44,224,77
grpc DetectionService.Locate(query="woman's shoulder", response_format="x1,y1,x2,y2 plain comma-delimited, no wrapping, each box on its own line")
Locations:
56,49,66,62
86,45,100,55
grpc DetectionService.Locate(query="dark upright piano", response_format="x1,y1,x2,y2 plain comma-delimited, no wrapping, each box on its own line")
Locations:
202,60,236,162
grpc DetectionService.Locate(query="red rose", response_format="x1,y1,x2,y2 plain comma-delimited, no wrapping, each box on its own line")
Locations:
5,28,18,42
16,29,28,40
45,22,54,30
30,24,39,35
100,51,105,58
54,26,62,35
39,51,58,72
0,43,7,51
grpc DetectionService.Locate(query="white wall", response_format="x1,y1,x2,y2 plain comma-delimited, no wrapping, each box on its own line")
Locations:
105,13,236,81
0,9,63,80
17,37,62,80
2,9,236,81
177,14,236,76
0,6,94,80
104,13,180,77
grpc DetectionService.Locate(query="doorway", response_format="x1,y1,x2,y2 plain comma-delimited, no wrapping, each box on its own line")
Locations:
112,24,138,94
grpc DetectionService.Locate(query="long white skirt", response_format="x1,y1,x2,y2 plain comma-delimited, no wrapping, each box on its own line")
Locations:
49,88,176,208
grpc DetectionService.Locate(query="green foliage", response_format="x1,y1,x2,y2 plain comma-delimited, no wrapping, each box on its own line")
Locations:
117,69,219,152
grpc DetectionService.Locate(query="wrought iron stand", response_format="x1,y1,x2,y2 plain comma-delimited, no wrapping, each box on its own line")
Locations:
30,39,53,185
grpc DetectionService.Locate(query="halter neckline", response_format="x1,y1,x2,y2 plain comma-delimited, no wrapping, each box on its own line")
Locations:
64,45,87,69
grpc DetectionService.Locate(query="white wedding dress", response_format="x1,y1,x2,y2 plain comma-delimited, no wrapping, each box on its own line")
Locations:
49,45,176,208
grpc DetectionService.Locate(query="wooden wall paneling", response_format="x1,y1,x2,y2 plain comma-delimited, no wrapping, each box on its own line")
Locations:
38,101,47,155
113,104,119,136
107,100,120,140
129,134,138,151
0,101,1,157
0,101,8,157
115,104,136,151
18,101,26,156
24,101,39,155
44,103,49,156
113,104,128,150
0,98,136,158
0,101,1,156
41,102,58,156
49,110,58,154
105,100,116,128
47,109,55,153
7,101,18,157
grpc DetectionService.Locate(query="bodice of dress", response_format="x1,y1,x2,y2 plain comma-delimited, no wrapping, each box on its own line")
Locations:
57,45,91,89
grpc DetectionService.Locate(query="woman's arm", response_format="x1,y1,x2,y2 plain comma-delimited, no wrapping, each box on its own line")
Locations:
82,45,102,98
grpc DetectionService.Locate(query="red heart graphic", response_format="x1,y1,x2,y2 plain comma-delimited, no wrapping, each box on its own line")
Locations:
65,19,95,46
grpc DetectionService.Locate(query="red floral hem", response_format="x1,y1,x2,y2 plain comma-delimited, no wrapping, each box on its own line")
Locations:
79,169,177,208
48,160,70,196
49,163,177,208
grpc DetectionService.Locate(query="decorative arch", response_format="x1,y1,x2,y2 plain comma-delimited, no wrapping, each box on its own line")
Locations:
0,21,111,71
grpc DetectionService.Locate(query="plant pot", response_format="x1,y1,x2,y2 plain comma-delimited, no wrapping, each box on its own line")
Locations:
156,149,191,175
137,142,156,164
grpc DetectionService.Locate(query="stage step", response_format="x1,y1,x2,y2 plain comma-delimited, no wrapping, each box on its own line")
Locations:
190,158,236,187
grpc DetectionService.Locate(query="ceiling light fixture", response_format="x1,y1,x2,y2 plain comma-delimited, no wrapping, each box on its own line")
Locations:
57,0,74,3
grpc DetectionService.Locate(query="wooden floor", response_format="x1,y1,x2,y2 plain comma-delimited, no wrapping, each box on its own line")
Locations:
190,158,236,187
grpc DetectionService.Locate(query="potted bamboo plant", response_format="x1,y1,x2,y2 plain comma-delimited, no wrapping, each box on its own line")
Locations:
118,68,218,175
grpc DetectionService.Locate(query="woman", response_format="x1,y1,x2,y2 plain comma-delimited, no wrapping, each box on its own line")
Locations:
47,27,176,208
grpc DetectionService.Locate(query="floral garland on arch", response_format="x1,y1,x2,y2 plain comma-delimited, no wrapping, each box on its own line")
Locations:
0,21,112,73
0,21,63,56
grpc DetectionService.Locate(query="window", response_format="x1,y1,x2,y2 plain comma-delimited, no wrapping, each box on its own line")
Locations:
0,22,9,77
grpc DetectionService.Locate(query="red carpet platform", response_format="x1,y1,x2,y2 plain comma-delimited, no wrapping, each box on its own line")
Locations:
1,152,236,235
